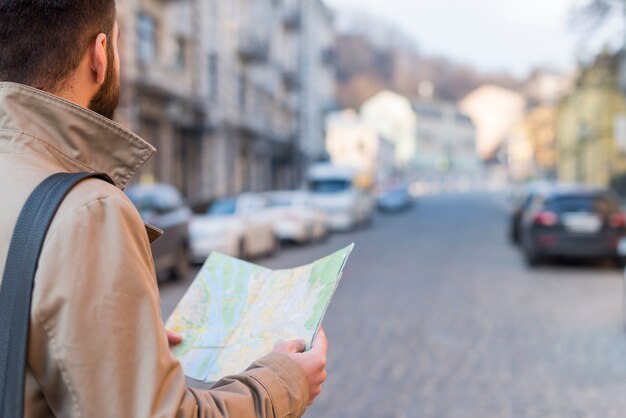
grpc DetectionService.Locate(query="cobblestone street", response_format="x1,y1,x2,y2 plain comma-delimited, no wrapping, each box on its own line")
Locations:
160,192,626,417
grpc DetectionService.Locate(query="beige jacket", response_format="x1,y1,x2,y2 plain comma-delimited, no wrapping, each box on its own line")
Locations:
0,82,309,418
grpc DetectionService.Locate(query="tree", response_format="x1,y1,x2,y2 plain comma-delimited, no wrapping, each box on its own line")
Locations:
571,0,624,31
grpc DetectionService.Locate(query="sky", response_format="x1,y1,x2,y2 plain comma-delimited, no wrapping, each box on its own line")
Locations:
326,0,625,77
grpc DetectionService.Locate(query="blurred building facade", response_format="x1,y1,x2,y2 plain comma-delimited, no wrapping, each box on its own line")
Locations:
556,50,626,187
325,110,395,187
411,98,479,173
117,0,336,200
359,90,417,169
506,70,572,181
299,0,337,164
459,85,527,161
523,70,574,108
507,106,559,181
117,0,203,198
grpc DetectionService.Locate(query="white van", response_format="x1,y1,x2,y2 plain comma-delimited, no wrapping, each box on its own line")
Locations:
307,163,374,231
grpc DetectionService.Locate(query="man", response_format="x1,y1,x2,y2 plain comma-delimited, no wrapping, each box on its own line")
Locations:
0,1,328,417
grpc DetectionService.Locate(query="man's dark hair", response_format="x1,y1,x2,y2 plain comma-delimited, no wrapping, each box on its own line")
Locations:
0,0,116,92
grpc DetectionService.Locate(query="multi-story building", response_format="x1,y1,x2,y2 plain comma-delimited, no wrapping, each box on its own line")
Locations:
298,0,336,164
556,50,626,187
359,90,417,169
117,0,205,199
507,106,559,181
325,110,395,188
117,0,336,200
507,122,535,181
459,85,526,161
411,98,479,173
504,70,572,181
198,0,300,196
523,70,574,107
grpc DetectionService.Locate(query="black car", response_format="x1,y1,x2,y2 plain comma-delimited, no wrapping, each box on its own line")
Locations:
519,187,626,266
509,192,536,245
127,183,192,280
509,182,558,245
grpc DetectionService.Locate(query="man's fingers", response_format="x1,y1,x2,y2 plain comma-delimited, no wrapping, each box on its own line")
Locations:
274,339,306,354
166,330,183,346
273,330,330,406
311,327,328,354
309,386,322,405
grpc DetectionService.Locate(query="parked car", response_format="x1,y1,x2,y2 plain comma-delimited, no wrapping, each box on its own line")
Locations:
307,163,375,231
377,186,413,213
509,182,557,245
519,186,626,266
189,193,278,263
126,183,192,280
264,191,329,243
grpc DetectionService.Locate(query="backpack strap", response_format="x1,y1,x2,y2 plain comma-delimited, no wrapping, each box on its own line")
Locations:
0,172,113,417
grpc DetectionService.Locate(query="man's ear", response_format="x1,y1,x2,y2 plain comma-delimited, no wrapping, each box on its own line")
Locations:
91,33,108,86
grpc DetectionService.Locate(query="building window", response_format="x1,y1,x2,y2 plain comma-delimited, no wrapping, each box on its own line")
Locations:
238,74,247,111
209,53,218,101
137,13,157,65
174,36,186,70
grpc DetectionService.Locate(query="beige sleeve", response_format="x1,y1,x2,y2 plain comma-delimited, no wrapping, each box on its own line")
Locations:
31,194,309,418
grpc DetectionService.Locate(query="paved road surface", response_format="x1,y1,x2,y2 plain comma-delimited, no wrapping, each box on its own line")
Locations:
160,192,626,417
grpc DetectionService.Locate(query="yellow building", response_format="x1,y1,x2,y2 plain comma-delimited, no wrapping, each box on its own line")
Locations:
527,106,559,172
556,51,626,187
508,105,559,181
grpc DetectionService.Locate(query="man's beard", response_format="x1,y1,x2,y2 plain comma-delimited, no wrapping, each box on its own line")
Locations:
88,46,120,120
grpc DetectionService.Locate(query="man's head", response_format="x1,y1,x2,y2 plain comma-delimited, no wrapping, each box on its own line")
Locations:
0,1,120,119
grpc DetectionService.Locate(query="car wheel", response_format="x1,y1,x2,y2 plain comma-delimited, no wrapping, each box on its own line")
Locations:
524,251,540,267
523,243,543,267
520,232,543,267
509,224,520,246
615,256,626,269
304,225,315,244
269,235,280,256
362,215,373,229
238,239,248,260
170,244,190,281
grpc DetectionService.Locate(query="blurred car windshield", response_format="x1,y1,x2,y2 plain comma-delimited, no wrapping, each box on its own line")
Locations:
207,198,237,215
310,179,351,193
268,196,294,207
387,188,408,197
127,185,183,215
545,195,615,215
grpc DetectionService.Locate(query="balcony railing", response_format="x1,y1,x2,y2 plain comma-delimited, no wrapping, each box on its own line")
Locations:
135,66,193,101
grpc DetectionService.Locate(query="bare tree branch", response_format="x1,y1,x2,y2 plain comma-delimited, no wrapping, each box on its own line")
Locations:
570,0,622,32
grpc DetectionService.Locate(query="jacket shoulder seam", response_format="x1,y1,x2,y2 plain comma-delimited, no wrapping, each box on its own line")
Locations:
46,194,131,239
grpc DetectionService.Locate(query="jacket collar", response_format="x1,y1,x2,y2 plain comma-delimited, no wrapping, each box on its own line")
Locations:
0,82,155,190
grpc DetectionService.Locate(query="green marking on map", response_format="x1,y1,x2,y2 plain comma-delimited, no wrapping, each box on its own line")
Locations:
165,244,354,383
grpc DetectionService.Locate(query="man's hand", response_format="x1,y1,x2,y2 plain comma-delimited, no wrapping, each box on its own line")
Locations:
167,329,183,347
273,327,328,405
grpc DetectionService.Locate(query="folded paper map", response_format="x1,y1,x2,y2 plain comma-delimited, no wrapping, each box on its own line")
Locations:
166,244,354,382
